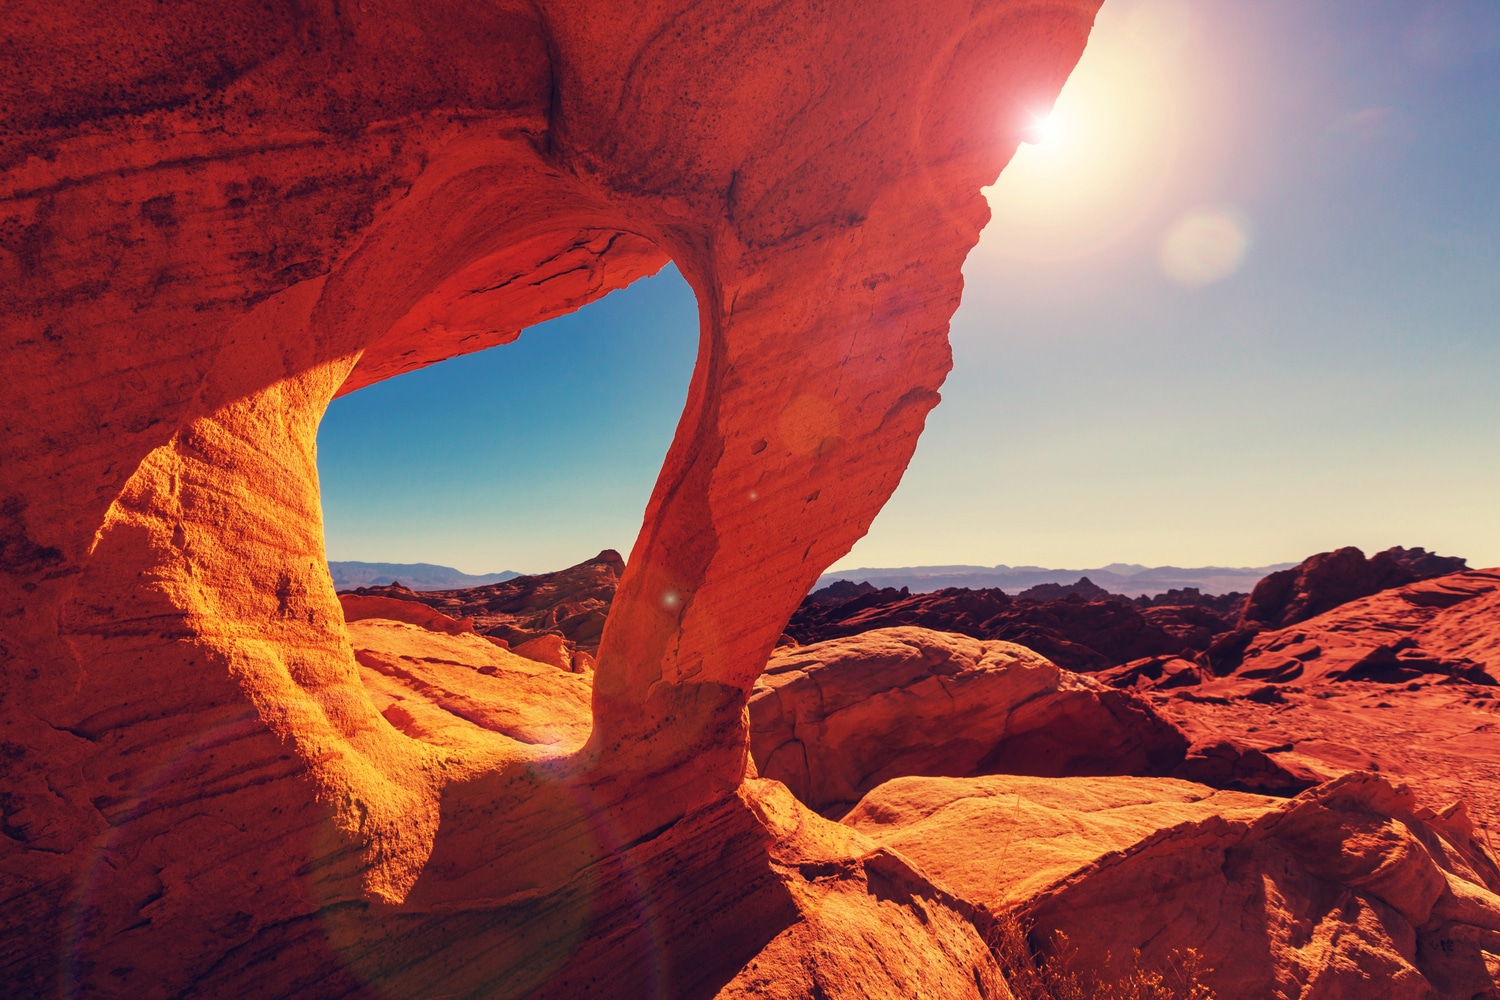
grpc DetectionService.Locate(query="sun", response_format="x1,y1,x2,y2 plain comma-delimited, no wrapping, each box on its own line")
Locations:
978,0,1185,262
1024,112,1064,148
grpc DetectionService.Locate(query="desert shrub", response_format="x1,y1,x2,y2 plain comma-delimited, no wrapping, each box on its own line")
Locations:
986,911,1215,1000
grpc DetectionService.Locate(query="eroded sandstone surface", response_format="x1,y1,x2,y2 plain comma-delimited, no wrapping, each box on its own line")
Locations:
846,772,1500,999
329,602,1500,995
345,549,624,652
748,627,1187,817
8,1,1497,995
1,1,1103,996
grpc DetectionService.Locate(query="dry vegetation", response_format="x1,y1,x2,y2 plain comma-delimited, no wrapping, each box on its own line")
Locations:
987,912,1216,1000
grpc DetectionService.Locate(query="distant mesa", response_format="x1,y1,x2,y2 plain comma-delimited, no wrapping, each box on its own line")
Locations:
328,560,521,591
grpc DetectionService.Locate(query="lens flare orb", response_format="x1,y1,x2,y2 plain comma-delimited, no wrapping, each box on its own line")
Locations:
1159,208,1251,286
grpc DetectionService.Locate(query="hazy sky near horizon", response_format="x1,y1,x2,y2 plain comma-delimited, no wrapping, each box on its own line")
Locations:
318,0,1500,576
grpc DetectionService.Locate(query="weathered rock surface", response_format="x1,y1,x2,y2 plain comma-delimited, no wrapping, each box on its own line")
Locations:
1243,546,1468,631
1098,571,1500,808
339,591,478,636
1233,569,1500,687
348,549,624,651
1155,679,1500,835
846,772,1500,999
1128,573,1500,838
749,627,1188,817
784,585,1221,672
0,1,1102,995
348,618,592,751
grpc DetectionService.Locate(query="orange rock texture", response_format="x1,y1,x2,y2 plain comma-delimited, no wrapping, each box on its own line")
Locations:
848,772,1500,998
749,627,1187,817
0,1,1101,996
348,548,625,651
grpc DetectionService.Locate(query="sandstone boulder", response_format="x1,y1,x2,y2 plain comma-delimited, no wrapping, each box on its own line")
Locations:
846,772,1500,999
748,627,1188,817
510,633,576,671
338,592,476,635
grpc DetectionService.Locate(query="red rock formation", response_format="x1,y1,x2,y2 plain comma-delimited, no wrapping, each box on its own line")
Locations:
1133,586,1248,617
0,2,1102,995
785,585,1218,671
1242,545,1467,631
846,772,1500,999
350,549,625,650
1234,569,1500,687
748,627,1189,817
1105,570,1500,833
338,592,477,635
1012,576,1122,603
349,618,592,750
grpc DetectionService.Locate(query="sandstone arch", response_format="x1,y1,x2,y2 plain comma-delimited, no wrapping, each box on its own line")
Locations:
1,2,1100,995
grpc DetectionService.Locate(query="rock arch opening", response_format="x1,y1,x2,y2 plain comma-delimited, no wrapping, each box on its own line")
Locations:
3,2,1110,995
316,264,700,594
316,261,701,823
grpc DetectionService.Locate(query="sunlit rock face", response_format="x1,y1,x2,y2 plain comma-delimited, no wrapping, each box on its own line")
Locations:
848,772,1500,1000
0,1,1100,996
749,627,1190,818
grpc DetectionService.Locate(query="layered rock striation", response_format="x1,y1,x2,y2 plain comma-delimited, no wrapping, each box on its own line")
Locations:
0,2,1103,996
847,772,1500,999
748,627,1187,818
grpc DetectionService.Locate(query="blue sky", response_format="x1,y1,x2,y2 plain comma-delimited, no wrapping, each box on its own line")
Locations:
318,0,1500,575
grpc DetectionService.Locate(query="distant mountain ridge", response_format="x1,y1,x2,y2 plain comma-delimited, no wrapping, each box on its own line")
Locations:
328,561,521,592
814,562,1299,597
332,559,1301,596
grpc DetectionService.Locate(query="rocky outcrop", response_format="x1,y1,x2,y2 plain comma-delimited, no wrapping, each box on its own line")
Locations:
349,618,592,750
846,772,1500,999
784,585,1221,672
0,2,1103,995
1013,576,1123,603
1242,546,1467,630
344,549,624,651
748,627,1188,817
1232,569,1500,687
790,549,1469,680
339,592,477,636
1133,586,1248,616
804,579,880,605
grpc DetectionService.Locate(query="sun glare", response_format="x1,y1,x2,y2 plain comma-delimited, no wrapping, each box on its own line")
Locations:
1024,112,1064,148
978,0,1190,262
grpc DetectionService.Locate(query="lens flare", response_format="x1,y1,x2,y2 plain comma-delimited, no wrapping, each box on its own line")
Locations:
1159,208,1251,286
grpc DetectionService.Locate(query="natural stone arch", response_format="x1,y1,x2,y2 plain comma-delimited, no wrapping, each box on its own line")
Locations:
1,1,1101,995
